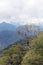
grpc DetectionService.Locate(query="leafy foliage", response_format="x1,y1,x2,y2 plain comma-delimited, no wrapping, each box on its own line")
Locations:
21,32,43,65
0,32,43,65
0,45,26,65
21,50,43,65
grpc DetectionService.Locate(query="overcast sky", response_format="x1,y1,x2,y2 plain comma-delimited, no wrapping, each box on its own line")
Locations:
0,0,43,24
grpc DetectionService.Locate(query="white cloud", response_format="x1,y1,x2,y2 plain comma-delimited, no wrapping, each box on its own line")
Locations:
0,0,43,24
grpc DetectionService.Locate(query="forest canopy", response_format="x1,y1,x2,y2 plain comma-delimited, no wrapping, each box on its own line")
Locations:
0,32,43,65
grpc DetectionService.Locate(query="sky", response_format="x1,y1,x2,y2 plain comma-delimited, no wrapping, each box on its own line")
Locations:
0,0,43,24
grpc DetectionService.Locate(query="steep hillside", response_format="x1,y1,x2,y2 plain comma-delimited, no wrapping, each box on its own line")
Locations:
0,32,43,65
0,23,39,49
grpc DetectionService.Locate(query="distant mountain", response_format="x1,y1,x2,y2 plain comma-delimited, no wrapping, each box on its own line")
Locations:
0,22,39,49
16,24,39,37
0,22,22,48
0,30,24,49
0,22,16,31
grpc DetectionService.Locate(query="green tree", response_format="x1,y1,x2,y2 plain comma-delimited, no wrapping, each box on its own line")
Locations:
0,45,26,65
21,33,43,65
21,50,43,65
30,32,43,55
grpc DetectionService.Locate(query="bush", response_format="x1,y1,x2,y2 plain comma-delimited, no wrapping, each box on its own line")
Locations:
21,33,43,65
21,50,43,65
0,45,26,65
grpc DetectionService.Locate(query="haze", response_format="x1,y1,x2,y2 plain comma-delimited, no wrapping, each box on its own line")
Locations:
0,0,43,24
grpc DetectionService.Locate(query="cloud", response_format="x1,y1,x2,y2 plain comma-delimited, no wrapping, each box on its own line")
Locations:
0,0,43,24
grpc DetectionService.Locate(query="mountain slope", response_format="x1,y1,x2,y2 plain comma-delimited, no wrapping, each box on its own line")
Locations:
0,30,24,49
0,22,39,49
0,22,16,31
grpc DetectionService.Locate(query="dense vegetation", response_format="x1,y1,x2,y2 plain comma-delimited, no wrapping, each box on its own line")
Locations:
0,45,26,65
21,33,43,65
0,32,43,65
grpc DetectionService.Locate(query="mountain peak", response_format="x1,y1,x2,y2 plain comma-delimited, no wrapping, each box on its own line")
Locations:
2,22,7,24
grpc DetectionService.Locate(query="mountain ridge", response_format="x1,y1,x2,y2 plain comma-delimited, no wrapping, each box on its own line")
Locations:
0,22,40,49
